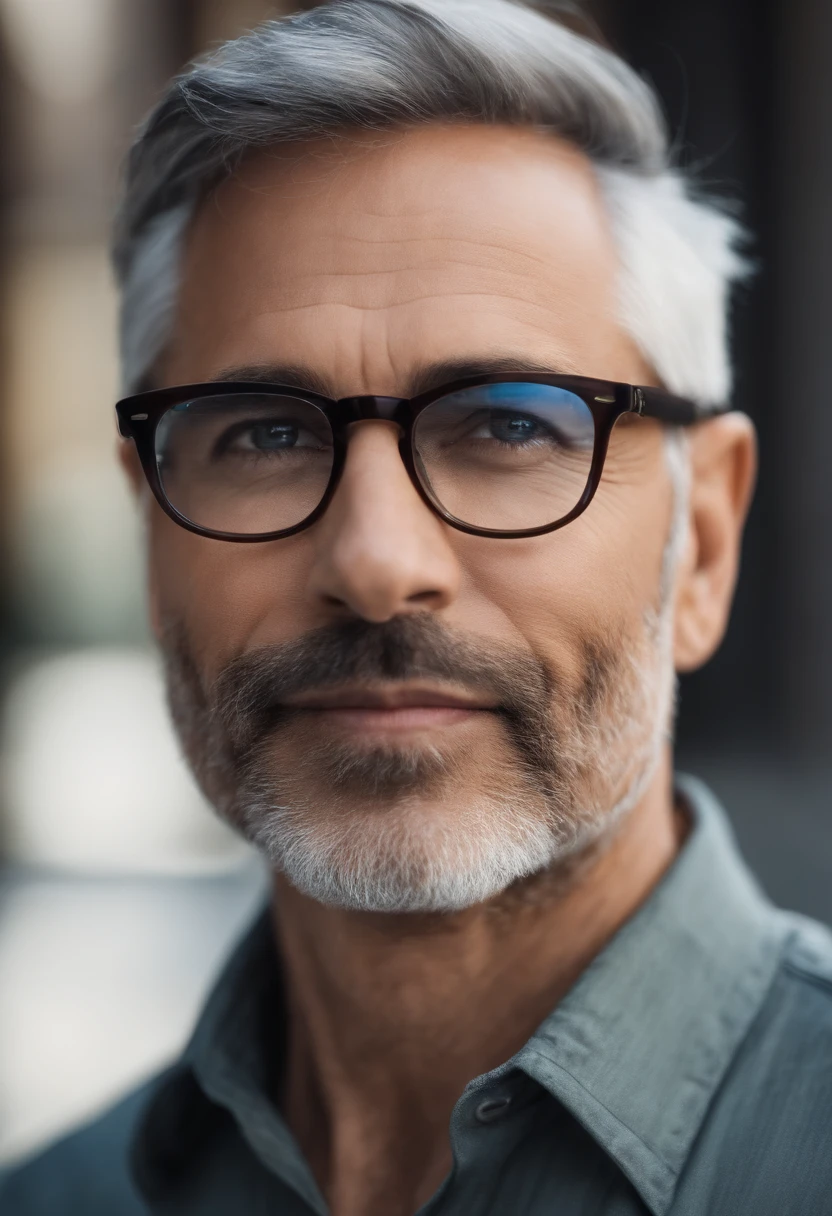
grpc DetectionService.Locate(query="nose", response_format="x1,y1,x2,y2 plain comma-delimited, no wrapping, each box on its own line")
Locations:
306,422,462,623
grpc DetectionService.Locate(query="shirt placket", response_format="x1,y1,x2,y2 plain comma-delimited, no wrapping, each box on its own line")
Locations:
418,1073,547,1216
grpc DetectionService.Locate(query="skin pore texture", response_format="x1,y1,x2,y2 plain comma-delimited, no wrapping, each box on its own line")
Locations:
123,125,756,1216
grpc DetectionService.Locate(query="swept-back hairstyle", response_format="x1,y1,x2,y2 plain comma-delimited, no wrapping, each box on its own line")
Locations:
113,0,746,401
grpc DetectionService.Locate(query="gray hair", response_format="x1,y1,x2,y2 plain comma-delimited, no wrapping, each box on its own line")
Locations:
113,0,747,401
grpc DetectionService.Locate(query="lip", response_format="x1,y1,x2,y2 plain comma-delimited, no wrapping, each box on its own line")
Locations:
282,684,497,712
279,684,497,734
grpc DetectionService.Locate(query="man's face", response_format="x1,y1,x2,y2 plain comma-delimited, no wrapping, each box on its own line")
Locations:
139,125,698,912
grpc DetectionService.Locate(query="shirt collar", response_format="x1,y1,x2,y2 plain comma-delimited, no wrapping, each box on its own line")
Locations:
132,908,327,1213
132,776,788,1215
516,774,788,1216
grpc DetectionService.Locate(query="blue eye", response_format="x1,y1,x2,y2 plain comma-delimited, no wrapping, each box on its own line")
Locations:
248,423,299,449
488,415,544,444
217,418,329,457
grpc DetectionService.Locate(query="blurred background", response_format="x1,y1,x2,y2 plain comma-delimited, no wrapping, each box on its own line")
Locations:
0,0,829,1168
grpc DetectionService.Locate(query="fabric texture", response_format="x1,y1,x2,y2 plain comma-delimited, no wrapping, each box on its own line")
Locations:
2,775,832,1215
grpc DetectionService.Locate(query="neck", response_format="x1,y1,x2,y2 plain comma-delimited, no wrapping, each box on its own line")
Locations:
272,750,682,1216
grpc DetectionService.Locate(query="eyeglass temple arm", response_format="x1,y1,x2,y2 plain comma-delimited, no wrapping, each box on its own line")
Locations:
632,386,728,424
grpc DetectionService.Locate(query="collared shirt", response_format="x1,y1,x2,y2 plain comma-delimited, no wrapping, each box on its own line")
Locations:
3,774,832,1215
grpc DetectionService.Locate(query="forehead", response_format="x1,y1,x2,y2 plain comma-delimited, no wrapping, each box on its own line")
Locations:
167,123,638,389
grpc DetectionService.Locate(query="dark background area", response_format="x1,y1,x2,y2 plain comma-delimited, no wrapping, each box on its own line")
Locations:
596,0,832,920
602,0,781,752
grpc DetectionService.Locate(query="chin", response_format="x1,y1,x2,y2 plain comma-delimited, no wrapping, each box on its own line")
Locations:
231,756,614,914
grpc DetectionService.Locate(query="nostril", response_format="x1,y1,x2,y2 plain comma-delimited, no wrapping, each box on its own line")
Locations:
322,592,349,609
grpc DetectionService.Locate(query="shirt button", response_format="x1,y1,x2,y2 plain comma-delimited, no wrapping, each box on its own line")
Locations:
475,1095,513,1124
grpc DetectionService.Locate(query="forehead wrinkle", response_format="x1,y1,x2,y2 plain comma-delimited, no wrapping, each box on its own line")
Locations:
256,292,563,311
185,135,615,285
236,230,609,322
288,224,565,264
172,128,639,391
262,217,596,276
359,303,399,396
286,248,568,288
242,218,575,278
217,278,598,311
206,156,612,288
208,298,587,378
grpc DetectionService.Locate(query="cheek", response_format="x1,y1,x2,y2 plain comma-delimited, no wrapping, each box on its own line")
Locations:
147,505,313,672
457,470,672,665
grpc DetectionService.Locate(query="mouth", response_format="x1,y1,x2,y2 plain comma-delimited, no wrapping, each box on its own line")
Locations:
279,684,498,735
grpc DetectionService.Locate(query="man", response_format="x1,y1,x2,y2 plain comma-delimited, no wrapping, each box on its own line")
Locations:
2,1,831,1213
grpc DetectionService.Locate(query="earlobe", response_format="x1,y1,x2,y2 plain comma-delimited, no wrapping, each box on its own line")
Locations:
673,413,757,672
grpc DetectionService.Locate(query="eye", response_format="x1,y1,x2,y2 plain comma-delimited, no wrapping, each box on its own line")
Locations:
241,422,300,450
461,411,555,448
483,414,548,445
219,419,326,455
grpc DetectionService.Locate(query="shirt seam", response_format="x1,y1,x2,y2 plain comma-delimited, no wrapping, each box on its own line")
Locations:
781,960,832,995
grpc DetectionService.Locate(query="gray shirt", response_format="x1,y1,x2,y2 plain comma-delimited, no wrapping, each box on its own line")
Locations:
3,774,832,1214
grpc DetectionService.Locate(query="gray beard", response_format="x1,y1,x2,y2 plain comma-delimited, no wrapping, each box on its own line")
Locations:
161,604,676,913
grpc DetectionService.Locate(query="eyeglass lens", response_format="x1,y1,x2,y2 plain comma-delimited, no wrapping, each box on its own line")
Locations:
154,394,335,535
153,383,596,536
412,383,595,531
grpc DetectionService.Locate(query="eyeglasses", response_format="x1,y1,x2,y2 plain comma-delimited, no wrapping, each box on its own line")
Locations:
116,373,723,542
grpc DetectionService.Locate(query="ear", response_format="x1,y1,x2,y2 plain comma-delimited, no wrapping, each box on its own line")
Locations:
673,413,757,672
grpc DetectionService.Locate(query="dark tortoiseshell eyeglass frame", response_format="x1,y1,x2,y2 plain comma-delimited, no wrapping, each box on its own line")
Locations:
116,372,724,542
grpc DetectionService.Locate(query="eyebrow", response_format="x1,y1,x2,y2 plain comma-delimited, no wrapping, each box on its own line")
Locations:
214,363,335,396
406,356,575,396
213,354,576,399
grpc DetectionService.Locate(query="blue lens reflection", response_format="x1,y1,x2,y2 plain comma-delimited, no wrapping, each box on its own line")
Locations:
437,382,594,447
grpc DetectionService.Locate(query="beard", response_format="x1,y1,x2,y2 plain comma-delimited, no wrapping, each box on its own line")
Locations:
160,602,677,914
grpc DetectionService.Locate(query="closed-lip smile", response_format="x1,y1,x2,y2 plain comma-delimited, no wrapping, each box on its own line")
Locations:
283,684,497,711
280,684,497,732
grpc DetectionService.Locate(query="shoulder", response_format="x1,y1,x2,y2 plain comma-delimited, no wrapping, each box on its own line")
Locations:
728,910,832,1118
753,912,832,1071
780,911,832,992
0,1073,169,1216
678,913,832,1214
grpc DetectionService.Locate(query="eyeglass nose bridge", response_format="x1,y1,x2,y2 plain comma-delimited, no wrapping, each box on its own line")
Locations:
332,395,425,507
337,395,410,425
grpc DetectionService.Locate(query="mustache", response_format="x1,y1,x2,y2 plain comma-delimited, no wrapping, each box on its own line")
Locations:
207,615,556,757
